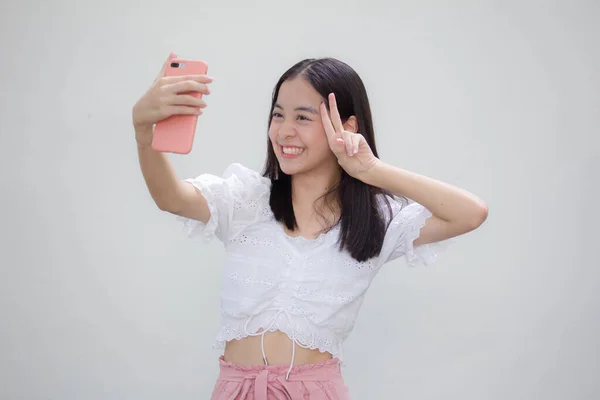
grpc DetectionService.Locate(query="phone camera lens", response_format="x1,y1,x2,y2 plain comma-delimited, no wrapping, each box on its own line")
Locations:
170,62,180,68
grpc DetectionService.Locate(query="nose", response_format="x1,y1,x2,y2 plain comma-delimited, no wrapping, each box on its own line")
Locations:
278,121,297,139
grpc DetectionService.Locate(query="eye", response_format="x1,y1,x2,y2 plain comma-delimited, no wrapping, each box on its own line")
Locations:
297,115,311,121
272,112,283,118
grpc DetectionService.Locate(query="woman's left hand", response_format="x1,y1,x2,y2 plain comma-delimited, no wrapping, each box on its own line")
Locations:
320,93,379,180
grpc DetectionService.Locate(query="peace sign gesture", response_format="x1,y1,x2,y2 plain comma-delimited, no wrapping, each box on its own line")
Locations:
320,93,379,180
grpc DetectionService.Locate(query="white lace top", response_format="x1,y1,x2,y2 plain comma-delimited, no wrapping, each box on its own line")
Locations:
177,163,448,363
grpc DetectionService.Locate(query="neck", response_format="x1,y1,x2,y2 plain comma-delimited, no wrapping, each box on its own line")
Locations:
291,164,341,221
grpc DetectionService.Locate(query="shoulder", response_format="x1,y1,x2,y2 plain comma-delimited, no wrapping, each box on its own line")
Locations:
222,163,269,184
221,163,271,192
197,163,271,198
185,162,272,214
375,192,409,220
375,192,430,231
220,163,272,214
180,163,273,243
375,193,446,266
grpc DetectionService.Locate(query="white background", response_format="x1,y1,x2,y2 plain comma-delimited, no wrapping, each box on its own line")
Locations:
1,1,598,399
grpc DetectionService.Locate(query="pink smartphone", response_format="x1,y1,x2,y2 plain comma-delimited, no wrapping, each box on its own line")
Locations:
152,58,209,154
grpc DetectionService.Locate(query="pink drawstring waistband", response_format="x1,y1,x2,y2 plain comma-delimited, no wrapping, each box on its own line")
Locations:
216,356,342,400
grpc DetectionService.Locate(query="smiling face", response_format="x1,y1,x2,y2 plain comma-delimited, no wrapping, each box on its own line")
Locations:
268,77,339,177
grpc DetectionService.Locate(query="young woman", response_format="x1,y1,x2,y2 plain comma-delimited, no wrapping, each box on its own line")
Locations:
133,54,488,399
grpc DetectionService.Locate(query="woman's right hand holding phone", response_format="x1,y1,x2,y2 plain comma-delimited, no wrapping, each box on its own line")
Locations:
132,53,213,147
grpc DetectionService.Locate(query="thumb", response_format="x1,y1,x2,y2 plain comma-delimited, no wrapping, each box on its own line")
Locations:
156,52,177,80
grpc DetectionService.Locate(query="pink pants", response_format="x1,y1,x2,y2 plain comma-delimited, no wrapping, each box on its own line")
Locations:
210,356,351,400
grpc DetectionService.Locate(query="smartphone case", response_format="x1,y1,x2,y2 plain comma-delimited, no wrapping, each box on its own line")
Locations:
152,58,208,154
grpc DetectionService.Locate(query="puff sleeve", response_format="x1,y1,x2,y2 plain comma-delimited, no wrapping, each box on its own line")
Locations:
177,163,271,243
379,196,452,267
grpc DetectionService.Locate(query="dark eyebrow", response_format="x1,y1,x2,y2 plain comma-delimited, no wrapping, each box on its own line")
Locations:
274,103,319,114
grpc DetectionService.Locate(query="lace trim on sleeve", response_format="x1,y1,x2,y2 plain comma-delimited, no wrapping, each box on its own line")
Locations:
401,205,452,267
177,178,220,243
382,197,453,267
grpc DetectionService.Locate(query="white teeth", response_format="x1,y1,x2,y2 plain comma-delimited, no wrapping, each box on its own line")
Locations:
282,147,304,155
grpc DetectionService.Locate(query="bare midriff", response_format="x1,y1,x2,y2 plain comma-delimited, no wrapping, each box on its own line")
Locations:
223,329,333,366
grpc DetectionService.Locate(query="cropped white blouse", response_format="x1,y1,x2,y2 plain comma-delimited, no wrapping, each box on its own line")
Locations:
178,163,447,369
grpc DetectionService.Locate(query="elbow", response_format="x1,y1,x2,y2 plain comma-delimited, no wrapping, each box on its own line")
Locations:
156,201,172,212
155,196,181,214
467,200,488,231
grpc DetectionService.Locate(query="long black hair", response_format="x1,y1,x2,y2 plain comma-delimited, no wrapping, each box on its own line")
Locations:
262,58,398,262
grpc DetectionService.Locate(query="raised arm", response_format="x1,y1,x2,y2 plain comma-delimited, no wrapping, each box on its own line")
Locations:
320,92,488,247
132,53,213,222
360,162,488,246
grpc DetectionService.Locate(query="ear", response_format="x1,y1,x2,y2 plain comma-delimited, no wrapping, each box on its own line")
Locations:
343,116,358,133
